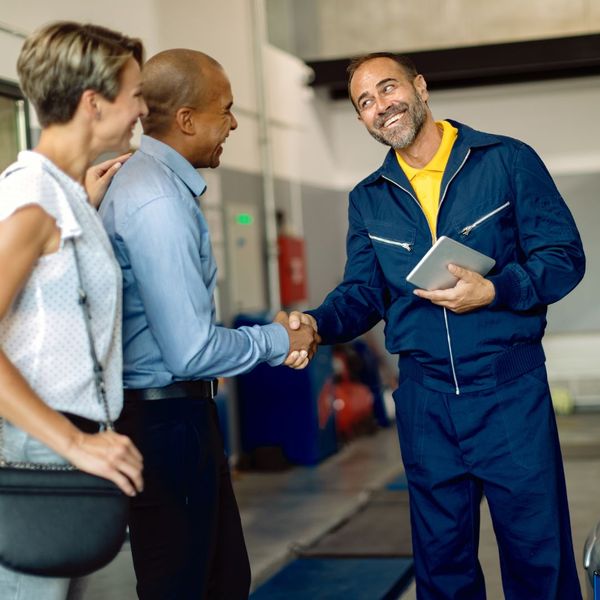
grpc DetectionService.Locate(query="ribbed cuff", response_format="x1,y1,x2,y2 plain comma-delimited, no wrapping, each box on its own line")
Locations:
488,266,520,309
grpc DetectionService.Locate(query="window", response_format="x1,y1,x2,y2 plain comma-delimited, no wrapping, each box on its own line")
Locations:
0,81,28,172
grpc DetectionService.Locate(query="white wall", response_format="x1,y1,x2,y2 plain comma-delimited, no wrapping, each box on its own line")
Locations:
329,75,600,189
1,1,342,190
265,46,341,188
1,2,161,70
0,26,25,83
1,2,160,133
155,0,258,121
150,0,343,189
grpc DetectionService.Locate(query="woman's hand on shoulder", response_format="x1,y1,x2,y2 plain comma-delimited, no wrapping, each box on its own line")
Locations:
64,429,143,496
85,153,131,209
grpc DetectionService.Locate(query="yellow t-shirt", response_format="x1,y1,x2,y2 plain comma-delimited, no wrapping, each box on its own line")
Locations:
396,120,458,239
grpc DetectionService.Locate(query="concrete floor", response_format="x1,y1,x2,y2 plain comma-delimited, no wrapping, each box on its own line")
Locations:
79,411,600,599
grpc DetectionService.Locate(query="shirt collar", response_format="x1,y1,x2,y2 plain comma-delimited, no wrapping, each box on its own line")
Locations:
395,120,458,180
138,135,207,197
428,120,458,172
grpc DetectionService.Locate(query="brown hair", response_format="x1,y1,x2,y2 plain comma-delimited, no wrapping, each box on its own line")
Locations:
347,52,418,109
17,21,144,127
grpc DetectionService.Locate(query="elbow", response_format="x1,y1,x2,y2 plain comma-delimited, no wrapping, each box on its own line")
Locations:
544,254,586,305
570,235,586,284
163,338,213,379
163,357,198,379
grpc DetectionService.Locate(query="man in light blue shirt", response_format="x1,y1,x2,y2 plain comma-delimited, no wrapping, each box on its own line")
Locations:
100,49,317,600
101,128,296,388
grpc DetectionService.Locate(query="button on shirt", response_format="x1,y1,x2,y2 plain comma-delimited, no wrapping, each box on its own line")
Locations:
100,135,289,389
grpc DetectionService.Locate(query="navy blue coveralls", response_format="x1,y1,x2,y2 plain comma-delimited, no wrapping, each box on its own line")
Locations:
309,121,585,599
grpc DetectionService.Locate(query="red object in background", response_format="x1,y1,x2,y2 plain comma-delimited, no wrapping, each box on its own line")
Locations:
317,378,335,430
278,235,307,306
333,381,373,437
331,348,374,438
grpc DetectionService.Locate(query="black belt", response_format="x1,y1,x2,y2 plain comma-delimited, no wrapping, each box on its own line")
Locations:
61,412,103,433
124,379,218,402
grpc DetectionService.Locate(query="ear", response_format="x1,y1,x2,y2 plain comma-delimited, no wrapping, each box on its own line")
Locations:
175,107,196,135
413,74,429,102
79,89,102,121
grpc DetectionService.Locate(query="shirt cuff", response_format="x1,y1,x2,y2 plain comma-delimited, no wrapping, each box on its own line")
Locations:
263,322,290,366
488,266,520,309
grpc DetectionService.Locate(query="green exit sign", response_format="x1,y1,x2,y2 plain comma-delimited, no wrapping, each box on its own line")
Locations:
236,213,253,225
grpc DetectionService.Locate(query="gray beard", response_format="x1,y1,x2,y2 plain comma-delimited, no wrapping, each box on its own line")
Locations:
367,95,427,150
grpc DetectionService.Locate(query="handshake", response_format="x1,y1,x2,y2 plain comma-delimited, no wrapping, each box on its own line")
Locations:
274,311,321,370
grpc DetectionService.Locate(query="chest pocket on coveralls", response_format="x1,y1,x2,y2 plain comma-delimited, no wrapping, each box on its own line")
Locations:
365,221,417,287
452,201,513,268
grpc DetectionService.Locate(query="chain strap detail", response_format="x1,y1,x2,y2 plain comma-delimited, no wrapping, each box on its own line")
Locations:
0,238,113,471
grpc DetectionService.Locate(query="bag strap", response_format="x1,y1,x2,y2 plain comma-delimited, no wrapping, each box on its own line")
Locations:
0,237,113,469
70,239,114,431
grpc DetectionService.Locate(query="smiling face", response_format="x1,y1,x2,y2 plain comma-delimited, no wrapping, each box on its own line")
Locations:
350,57,430,150
95,57,148,153
191,66,238,169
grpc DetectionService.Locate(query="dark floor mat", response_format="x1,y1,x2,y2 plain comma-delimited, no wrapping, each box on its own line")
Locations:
299,489,412,557
250,557,413,600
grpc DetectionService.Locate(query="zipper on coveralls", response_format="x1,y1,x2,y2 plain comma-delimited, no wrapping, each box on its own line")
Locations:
460,201,511,236
384,148,471,396
368,234,413,252
437,149,471,395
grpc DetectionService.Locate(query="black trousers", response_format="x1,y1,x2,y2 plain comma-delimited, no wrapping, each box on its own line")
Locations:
116,397,251,600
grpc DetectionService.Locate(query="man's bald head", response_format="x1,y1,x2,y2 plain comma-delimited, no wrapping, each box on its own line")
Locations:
141,49,222,136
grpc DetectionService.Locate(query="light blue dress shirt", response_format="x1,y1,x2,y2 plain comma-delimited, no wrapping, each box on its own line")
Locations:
100,135,289,388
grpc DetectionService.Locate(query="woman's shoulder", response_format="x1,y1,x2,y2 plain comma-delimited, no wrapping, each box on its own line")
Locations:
0,153,73,225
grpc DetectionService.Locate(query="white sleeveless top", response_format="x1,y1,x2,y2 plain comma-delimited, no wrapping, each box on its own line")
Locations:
0,151,123,422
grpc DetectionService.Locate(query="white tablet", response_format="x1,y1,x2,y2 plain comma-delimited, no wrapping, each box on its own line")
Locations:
406,236,495,290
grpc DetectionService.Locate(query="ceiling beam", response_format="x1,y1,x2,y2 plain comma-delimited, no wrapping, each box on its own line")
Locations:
307,34,600,100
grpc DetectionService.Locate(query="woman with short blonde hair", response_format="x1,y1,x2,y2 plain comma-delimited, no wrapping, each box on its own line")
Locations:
0,21,147,599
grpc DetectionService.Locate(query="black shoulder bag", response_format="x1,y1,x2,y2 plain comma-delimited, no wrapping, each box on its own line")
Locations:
0,239,129,577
